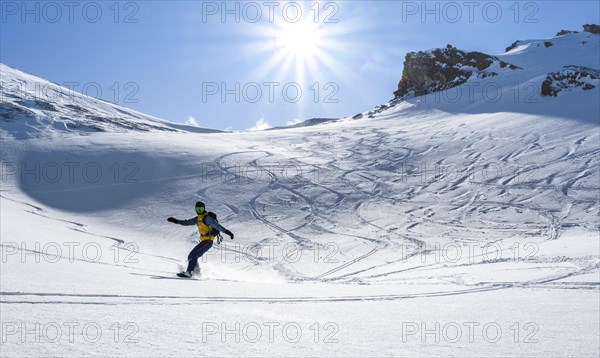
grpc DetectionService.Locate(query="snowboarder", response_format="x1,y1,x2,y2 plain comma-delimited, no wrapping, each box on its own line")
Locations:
167,201,234,278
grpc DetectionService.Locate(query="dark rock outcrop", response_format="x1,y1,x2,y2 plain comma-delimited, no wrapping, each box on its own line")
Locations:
367,104,390,118
506,40,520,52
393,45,520,99
0,102,35,121
541,66,599,96
556,29,579,36
583,24,600,35
16,99,58,112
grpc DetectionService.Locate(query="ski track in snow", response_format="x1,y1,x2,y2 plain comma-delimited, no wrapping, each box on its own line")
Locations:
2,114,597,297
1,285,509,305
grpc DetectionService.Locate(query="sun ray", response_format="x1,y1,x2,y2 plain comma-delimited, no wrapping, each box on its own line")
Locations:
230,3,376,116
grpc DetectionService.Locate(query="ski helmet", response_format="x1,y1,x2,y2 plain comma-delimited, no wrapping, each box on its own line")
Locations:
195,201,206,213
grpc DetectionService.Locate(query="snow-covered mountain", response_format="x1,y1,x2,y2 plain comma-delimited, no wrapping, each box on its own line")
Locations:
394,25,599,101
1,26,598,357
0,64,222,139
349,24,600,124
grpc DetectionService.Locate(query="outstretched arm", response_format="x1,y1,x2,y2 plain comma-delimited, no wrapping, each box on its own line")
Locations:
203,215,227,232
204,216,234,239
167,217,197,226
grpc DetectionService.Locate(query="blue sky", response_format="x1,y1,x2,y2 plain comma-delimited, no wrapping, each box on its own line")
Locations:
1,1,599,130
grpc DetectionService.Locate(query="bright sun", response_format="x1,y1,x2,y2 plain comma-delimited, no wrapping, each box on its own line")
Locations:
274,22,322,60
246,9,354,90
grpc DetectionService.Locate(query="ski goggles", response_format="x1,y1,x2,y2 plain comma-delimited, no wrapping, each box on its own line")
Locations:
195,206,205,213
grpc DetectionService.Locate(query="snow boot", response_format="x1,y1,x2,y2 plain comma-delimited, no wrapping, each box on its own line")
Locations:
177,271,192,278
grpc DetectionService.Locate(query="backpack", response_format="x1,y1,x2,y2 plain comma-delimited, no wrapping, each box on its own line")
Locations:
205,211,220,237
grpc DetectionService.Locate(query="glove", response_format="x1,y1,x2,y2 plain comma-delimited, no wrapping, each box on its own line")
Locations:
224,230,234,240
167,217,178,224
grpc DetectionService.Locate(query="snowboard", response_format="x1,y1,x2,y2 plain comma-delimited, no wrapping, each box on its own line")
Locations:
176,264,201,278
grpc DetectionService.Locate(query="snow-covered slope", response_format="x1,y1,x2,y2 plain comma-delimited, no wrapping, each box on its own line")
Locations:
1,27,599,357
0,64,222,139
